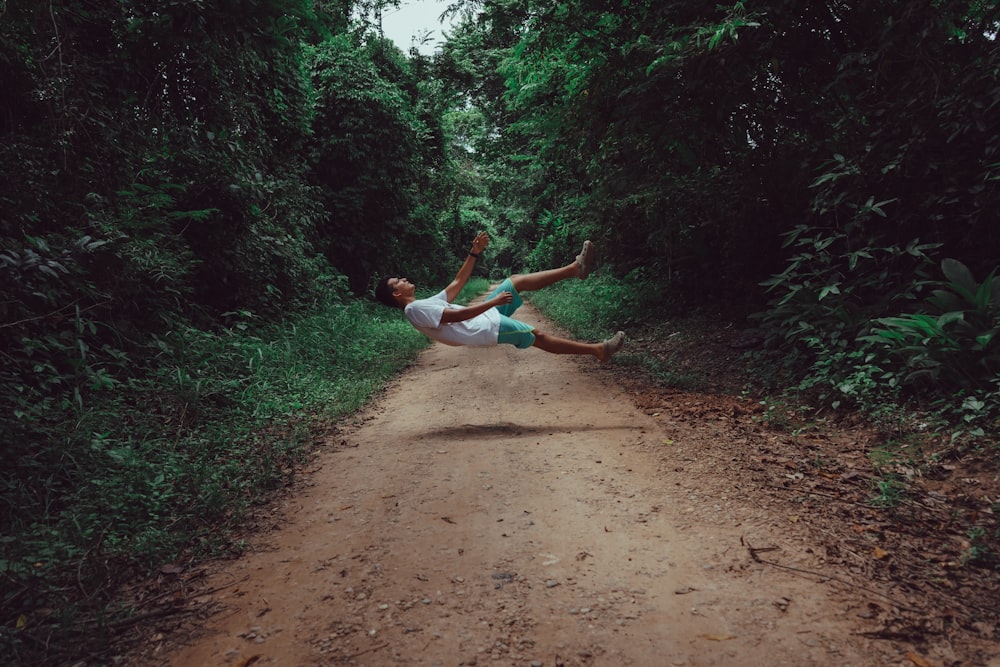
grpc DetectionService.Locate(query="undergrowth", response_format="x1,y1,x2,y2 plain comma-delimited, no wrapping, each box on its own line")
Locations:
0,297,427,666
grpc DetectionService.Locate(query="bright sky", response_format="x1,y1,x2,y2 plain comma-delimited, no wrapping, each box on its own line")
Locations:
380,0,457,55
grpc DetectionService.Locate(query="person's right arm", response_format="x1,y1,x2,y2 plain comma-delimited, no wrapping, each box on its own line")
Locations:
439,291,513,324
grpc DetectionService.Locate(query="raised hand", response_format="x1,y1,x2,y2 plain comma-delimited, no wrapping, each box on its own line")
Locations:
471,231,490,254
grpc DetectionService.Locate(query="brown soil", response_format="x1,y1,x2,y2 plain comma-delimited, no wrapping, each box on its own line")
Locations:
129,304,999,667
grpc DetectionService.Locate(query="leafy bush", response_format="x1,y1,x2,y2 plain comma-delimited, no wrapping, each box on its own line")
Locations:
862,259,1000,436
754,219,939,409
522,210,577,274
865,259,1000,392
758,222,939,349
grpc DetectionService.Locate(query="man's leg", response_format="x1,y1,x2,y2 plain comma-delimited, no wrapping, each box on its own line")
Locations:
532,330,625,362
509,240,595,293
509,263,578,292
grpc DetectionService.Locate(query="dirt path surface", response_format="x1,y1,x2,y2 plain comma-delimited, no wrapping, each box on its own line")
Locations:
149,305,959,667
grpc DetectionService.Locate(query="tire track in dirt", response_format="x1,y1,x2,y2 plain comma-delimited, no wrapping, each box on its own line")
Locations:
153,304,891,667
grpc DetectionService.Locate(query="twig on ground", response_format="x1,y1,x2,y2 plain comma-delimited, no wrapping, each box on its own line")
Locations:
742,537,923,613
761,482,878,510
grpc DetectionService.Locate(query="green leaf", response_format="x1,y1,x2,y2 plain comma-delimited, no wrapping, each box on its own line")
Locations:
937,311,965,327
974,330,996,349
941,258,976,295
818,284,840,300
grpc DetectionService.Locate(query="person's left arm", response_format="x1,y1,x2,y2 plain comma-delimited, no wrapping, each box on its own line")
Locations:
439,291,512,323
443,231,489,303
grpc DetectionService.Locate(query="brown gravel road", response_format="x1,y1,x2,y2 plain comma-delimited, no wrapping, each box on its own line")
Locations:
154,303,897,667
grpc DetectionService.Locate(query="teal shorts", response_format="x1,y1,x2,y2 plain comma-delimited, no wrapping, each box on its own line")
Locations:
490,279,536,349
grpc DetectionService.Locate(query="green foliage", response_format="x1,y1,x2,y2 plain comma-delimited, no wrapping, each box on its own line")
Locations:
753,396,800,433
866,259,1000,392
4,0,1000,660
754,221,941,410
857,259,1000,437
454,277,493,305
521,210,577,273
527,271,655,341
760,224,938,343
869,473,906,509
307,34,430,291
0,2,466,663
449,0,814,300
865,433,930,509
961,526,996,567
448,0,1000,429
0,298,427,665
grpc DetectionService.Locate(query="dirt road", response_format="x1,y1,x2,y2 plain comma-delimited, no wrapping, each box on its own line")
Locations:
157,304,896,667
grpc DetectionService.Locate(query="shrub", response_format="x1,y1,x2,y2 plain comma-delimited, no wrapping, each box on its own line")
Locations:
865,259,1000,392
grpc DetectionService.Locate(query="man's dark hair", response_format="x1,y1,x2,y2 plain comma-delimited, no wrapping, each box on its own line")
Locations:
374,276,401,308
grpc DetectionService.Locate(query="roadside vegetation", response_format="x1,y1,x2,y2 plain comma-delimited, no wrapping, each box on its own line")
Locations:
1,297,427,664
1,1,997,664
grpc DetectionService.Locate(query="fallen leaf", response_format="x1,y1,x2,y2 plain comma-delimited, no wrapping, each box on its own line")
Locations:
788,515,799,523
906,651,934,667
16,614,27,630
662,439,674,445
873,547,890,560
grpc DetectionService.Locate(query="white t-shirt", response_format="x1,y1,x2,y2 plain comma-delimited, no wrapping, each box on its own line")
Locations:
404,290,500,347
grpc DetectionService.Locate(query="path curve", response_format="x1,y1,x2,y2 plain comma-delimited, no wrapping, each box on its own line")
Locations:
159,304,888,667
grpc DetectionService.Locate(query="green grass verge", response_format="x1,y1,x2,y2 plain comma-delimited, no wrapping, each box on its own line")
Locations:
1,297,428,666
525,273,646,341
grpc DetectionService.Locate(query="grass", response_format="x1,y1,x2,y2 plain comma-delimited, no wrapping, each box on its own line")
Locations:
526,272,646,341
454,276,492,305
0,296,429,666
528,273,743,392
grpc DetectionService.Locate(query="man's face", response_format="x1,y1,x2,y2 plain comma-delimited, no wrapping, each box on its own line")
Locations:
388,277,415,299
